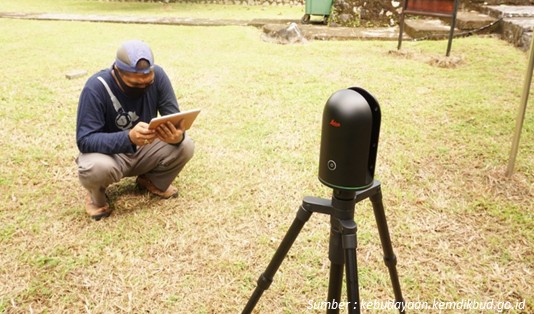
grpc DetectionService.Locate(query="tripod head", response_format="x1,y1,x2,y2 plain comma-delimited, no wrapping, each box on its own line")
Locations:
318,87,381,196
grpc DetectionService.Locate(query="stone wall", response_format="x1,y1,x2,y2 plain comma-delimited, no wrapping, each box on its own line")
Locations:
331,0,400,27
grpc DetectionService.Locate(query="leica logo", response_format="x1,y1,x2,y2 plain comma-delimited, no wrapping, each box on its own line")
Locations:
329,119,341,127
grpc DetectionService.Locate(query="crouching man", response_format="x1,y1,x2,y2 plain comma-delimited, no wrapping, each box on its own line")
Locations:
76,40,194,220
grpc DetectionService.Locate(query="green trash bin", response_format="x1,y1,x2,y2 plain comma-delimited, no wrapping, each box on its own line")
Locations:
301,0,333,25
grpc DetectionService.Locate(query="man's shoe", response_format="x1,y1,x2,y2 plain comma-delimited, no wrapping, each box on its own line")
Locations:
85,194,112,221
136,175,178,199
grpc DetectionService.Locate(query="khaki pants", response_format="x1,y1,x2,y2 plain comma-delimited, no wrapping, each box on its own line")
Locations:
77,135,194,206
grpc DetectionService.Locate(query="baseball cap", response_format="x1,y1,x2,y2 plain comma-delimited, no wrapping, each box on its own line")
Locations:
115,40,154,74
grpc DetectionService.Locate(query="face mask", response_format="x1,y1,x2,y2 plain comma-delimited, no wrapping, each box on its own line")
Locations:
114,69,151,98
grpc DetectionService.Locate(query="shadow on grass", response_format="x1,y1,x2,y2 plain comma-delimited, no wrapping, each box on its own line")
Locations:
105,178,159,217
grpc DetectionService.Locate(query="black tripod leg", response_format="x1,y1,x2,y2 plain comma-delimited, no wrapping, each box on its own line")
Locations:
242,204,313,314
326,218,360,314
369,189,405,313
341,220,360,314
327,217,344,314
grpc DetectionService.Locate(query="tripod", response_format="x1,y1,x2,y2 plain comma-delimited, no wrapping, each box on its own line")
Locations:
242,180,405,314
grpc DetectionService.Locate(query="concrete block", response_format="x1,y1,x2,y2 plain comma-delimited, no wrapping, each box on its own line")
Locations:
404,18,455,39
456,11,498,31
65,69,88,80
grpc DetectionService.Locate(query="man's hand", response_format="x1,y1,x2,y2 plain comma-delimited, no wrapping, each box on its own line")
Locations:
155,120,185,144
128,122,156,146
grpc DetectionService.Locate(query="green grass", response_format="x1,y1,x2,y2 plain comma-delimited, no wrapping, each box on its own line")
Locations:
0,3,533,313
0,0,303,20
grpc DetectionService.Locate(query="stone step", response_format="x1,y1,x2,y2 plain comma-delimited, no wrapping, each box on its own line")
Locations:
501,18,534,50
404,5,534,51
477,0,534,6
403,19,455,39
455,10,499,31
483,4,534,18
480,5,534,50
403,10,498,39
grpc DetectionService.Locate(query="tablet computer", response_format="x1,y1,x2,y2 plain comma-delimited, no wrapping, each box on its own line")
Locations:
148,109,201,130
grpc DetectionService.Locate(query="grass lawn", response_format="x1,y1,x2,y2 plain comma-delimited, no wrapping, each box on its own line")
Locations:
0,0,303,20
0,1,533,313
